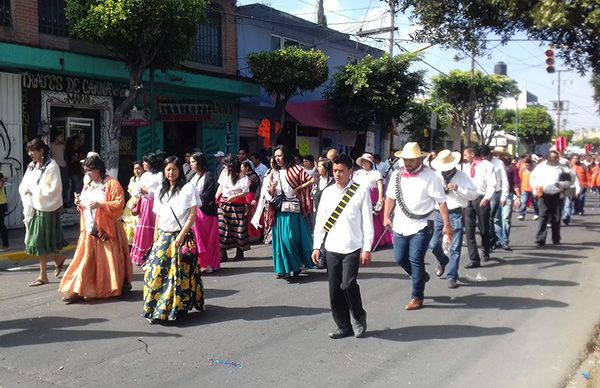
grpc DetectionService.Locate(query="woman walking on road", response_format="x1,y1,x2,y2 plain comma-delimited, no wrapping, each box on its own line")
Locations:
142,156,204,322
18,138,67,287
59,156,132,303
123,160,144,245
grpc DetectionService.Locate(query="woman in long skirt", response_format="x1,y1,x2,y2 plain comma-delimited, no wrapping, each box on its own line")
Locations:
241,160,262,241
59,156,133,303
142,155,203,322
130,154,163,265
123,160,144,245
267,145,314,279
18,139,68,286
189,152,221,273
216,156,250,261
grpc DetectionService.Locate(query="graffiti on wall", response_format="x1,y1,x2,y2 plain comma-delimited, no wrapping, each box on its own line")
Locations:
0,120,23,217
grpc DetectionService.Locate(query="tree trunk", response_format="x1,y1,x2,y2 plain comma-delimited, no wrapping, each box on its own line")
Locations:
269,96,290,152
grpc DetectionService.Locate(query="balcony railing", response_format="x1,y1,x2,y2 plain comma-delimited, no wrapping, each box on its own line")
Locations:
0,0,11,26
38,0,68,37
189,9,222,67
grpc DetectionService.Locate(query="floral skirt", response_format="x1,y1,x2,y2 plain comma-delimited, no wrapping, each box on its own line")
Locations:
142,230,204,321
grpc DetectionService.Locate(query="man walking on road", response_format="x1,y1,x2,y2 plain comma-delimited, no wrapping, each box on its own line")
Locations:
383,143,451,311
461,145,497,268
312,154,373,339
571,154,590,215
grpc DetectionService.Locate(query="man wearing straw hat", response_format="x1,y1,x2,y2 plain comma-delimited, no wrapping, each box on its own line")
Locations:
383,142,452,310
429,150,478,289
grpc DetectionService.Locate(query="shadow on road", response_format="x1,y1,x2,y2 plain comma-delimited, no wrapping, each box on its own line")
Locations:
459,277,579,288
0,316,182,347
426,293,569,310
481,256,581,269
369,324,515,342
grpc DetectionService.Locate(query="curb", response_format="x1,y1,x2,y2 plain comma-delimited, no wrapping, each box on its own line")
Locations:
0,245,77,263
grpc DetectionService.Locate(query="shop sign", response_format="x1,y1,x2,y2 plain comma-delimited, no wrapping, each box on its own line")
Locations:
158,102,234,122
21,71,128,97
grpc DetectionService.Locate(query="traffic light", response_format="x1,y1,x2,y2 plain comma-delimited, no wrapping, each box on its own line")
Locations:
545,48,556,73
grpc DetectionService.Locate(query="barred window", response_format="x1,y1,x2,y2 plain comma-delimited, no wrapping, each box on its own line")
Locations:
189,9,222,67
38,0,68,37
0,0,11,26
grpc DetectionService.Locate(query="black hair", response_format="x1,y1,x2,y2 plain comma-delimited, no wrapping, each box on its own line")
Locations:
133,160,143,168
274,145,294,168
464,144,477,155
238,147,248,154
82,155,106,179
250,152,260,160
26,138,50,159
190,152,207,174
317,157,333,177
223,155,241,184
332,154,353,169
303,155,315,163
478,145,491,157
241,160,255,173
147,153,162,174
158,155,186,202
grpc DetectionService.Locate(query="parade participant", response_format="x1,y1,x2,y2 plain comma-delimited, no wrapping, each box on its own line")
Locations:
250,152,268,182
429,150,477,289
18,138,67,286
461,145,496,268
571,154,590,215
190,152,220,273
142,156,203,322
517,158,539,220
130,153,163,266
530,150,573,246
326,148,338,161
216,155,250,261
65,133,86,205
383,142,451,310
312,154,373,339
561,158,581,226
59,156,132,303
267,145,314,279
312,157,335,269
497,156,521,250
122,160,144,245
251,156,278,245
353,153,391,249
486,146,509,249
303,155,319,180
237,147,250,164
241,160,262,241
214,150,225,179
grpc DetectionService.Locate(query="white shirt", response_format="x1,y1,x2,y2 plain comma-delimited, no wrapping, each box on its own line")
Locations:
386,167,446,236
80,179,107,233
352,169,382,189
460,160,497,200
218,173,249,197
153,183,198,232
273,169,295,197
139,171,163,198
529,162,572,195
435,169,478,210
492,157,510,201
313,180,374,254
253,163,268,181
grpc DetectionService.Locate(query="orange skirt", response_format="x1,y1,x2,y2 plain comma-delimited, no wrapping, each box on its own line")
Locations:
59,224,133,299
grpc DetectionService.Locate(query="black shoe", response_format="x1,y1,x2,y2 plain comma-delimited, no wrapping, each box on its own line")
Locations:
328,327,353,339
424,272,431,283
464,262,481,269
482,252,490,262
448,279,459,289
352,312,367,338
535,242,545,248
435,265,446,277
552,240,560,245
502,245,512,251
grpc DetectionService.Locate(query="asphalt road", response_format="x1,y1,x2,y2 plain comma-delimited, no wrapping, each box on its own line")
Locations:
1,194,599,388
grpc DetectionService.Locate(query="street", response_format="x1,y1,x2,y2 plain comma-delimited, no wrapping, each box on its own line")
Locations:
1,195,599,388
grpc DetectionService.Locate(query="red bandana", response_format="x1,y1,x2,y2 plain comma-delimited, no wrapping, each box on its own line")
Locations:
401,164,424,178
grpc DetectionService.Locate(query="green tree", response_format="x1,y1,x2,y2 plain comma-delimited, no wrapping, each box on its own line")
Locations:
592,74,600,113
399,0,600,74
324,53,425,149
431,70,519,145
66,0,206,173
494,106,553,149
401,100,451,151
247,47,329,148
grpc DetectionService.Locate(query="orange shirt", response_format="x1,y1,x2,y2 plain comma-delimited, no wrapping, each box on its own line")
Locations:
591,165,600,187
571,163,590,187
520,167,532,192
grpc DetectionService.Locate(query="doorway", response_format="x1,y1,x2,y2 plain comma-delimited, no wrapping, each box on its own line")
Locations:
163,121,199,157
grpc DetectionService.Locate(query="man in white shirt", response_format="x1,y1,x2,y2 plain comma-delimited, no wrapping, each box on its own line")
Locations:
312,154,373,339
383,143,451,311
250,152,268,182
461,145,497,267
484,146,509,249
429,150,478,289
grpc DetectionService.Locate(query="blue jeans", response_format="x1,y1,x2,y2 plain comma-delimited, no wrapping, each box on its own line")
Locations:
495,194,514,246
519,191,539,217
488,191,501,246
574,188,587,214
562,196,573,223
429,211,463,281
393,225,433,300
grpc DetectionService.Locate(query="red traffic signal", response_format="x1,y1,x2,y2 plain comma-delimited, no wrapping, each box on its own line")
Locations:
545,48,556,73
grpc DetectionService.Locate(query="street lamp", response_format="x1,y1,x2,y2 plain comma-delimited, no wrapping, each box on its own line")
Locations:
514,92,519,157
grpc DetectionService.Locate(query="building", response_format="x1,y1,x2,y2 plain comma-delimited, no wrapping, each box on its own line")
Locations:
0,0,259,228
236,3,383,158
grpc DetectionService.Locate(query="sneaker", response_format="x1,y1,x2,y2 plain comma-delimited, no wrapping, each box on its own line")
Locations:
533,215,539,221
448,279,459,289
517,215,524,220
352,312,367,338
328,327,353,339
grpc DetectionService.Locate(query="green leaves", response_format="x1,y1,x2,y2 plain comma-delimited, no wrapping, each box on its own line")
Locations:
494,106,554,144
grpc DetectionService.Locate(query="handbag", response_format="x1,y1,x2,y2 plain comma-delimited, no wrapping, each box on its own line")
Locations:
270,172,301,213
169,206,197,260
89,209,108,241
130,196,141,216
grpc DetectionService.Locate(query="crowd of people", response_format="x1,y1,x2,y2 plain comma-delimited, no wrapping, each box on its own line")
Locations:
15,137,600,334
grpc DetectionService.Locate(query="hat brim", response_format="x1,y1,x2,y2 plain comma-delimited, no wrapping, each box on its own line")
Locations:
394,150,428,159
430,151,461,172
356,157,374,166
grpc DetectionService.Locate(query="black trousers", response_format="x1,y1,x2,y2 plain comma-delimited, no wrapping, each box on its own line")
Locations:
535,193,563,244
326,249,365,330
464,196,491,263
0,203,7,247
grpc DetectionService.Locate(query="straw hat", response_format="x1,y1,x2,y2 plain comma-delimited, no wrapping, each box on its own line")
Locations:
356,153,375,167
394,142,428,159
430,150,462,172
491,146,509,156
80,151,100,163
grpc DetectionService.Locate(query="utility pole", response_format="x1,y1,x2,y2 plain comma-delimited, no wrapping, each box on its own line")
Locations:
388,0,395,57
556,69,562,138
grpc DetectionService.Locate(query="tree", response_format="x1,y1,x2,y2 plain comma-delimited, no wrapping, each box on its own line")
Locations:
247,47,329,148
66,0,207,174
560,130,575,144
401,100,451,151
493,106,553,149
324,53,425,146
430,70,519,145
399,0,600,74
592,74,600,114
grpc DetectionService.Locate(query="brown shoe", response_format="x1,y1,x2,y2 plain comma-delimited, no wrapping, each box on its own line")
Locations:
405,298,423,311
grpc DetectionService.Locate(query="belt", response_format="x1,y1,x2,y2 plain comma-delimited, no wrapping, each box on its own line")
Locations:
448,207,463,214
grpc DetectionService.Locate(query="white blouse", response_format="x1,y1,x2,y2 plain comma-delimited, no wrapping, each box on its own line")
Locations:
274,169,294,197
139,171,163,198
218,173,249,198
153,183,198,232
79,179,107,233
353,169,382,189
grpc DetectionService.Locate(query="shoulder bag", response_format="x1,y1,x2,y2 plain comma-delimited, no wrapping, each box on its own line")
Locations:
270,172,301,213
169,206,198,261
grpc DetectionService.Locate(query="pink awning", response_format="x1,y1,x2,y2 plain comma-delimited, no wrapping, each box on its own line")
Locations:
285,100,343,131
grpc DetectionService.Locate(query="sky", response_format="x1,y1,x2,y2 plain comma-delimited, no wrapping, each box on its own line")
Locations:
237,0,600,133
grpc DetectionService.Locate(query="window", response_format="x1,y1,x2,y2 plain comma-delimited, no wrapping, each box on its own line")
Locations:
38,0,68,36
189,8,222,66
271,35,311,51
271,35,282,51
0,0,11,26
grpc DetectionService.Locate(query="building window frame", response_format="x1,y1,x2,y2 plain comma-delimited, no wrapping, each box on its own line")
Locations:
271,34,312,51
38,0,69,37
0,0,11,26
188,7,223,67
